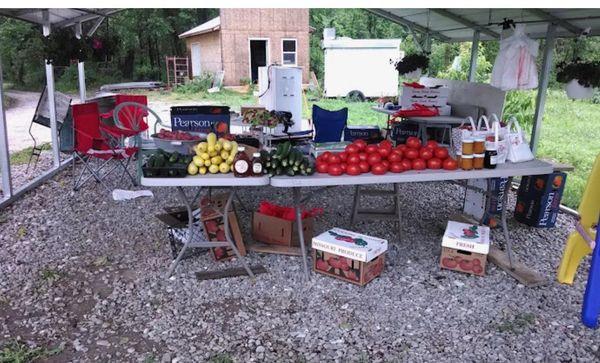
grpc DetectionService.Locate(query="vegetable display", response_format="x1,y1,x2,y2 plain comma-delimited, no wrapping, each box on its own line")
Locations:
315,137,458,176
262,141,315,177
143,149,191,178
186,132,238,175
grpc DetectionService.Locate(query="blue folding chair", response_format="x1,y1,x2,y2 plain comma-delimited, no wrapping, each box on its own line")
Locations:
312,105,348,143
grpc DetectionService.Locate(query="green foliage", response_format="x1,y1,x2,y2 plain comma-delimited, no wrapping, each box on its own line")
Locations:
0,340,62,363
0,18,46,90
436,43,492,83
556,61,600,88
174,72,214,94
55,63,122,93
502,90,536,129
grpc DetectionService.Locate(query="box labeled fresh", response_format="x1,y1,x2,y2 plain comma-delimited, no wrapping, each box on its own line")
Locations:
440,221,490,276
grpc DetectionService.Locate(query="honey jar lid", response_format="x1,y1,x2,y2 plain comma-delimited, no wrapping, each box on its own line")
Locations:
462,154,473,159
474,153,485,157
486,144,497,151
473,136,485,142
462,138,474,143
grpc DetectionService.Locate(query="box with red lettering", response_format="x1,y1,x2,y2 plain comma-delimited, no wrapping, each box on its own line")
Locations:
440,221,490,276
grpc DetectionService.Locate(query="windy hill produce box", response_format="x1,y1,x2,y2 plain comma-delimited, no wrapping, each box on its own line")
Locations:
440,221,490,276
312,228,387,286
199,193,246,261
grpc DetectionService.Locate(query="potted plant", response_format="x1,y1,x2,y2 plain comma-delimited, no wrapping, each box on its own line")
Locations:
393,53,429,80
556,60,600,99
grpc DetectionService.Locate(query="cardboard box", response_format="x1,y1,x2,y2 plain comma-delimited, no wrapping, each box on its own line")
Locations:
440,221,490,276
199,193,246,261
313,249,385,286
400,86,449,109
391,120,419,145
170,105,230,137
463,177,510,228
312,228,388,286
343,126,381,142
156,207,204,259
252,212,314,247
514,172,567,228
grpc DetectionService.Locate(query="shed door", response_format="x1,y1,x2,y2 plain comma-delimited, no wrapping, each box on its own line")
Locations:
191,43,201,77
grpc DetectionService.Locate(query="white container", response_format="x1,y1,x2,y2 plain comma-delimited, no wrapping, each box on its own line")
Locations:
400,85,450,109
442,221,490,255
565,79,594,100
402,68,422,80
312,227,388,263
258,66,303,133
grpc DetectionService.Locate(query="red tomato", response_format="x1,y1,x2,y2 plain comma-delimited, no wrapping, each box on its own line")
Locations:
427,158,442,169
371,163,387,175
381,160,390,170
404,148,419,160
358,152,368,162
346,164,362,175
340,163,347,172
339,152,348,162
412,158,426,170
379,140,393,150
434,147,449,160
406,136,422,149
367,153,382,166
425,140,439,149
393,148,404,159
327,164,343,176
328,154,341,164
358,161,370,173
400,159,412,171
316,162,329,173
321,151,333,162
395,144,407,153
365,144,379,154
353,139,367,151
443,158,458,170
345,144,359,154
377,146,391,159
390,162,404,173
388,151,402,163
419,148,433,160
347,153,361,164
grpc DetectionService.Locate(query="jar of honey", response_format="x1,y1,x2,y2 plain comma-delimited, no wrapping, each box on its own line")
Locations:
473,153,485,169
461,154,473,170
462,138,474,155
456,151,462,165
473,137,485,154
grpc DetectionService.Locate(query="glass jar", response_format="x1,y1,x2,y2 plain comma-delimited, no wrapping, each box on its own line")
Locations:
456,151,462,165
462,138,474,155
473,153,485,169
233,147,251,177
473,137,486,154
484,145,498,169
251,152,263,176
461,154,473,170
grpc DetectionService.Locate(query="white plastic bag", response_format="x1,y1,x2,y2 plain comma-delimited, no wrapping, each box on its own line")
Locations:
491,24,539,91
506,117,534,163
451,116,477,156
487,116,509,165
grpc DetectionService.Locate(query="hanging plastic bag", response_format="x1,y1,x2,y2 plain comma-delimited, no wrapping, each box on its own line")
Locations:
491,24,539,91
506,117,534,163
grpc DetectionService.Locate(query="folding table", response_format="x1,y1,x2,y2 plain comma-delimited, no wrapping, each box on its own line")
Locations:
271,159,555,281
140,174,270,277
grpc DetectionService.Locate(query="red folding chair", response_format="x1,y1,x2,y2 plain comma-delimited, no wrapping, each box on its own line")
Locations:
71,102,142,191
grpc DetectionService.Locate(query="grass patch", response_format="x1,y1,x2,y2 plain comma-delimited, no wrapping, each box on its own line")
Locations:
209,353,235,363
9,143,51,166
0,340,62,363
495,312,536,334
147,89,599,209
39,268,62,284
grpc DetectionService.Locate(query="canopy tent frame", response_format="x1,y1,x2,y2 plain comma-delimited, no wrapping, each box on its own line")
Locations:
0,8,117,209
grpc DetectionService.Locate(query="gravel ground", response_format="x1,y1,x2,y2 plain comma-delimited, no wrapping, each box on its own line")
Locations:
0,165,598,362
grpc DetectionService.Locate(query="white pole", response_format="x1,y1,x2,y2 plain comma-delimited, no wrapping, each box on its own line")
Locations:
75,22,86,102
42,11,60,168
531,23,557,156
0,57,13,199
468,30,480,82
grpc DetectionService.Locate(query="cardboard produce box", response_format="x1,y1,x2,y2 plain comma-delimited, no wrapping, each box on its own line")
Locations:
514,172,566,228
440,221,490,276
463,177,510,228
252,212,314,247
199,193,246,261
400,86,449,109
312,228,387,286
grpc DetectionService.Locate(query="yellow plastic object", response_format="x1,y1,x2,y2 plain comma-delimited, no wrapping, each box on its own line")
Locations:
557,154,600,284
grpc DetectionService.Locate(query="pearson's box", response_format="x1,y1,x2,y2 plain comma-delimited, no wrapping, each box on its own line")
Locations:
252,212,314,247
199,193,246,261
343,126,381,142
170,105,230,137
514,172,567,228
312,228,387,286
440,221,490,276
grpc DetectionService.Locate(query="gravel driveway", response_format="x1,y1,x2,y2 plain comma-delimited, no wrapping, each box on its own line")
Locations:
0,167,598,362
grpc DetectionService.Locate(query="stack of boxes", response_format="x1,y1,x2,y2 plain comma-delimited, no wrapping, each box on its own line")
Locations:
514,172,567,228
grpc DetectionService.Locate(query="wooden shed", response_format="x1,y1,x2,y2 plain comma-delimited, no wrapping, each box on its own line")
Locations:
179,9,310,87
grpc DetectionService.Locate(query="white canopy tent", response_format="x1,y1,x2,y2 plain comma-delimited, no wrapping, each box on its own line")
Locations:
0,8,119,209
368,8,600,154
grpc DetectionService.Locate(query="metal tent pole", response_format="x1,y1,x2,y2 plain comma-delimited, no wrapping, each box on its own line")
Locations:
75,22,87,102
468,30,480,82
42,10,60,168
531,23,557,155
0,57,13,200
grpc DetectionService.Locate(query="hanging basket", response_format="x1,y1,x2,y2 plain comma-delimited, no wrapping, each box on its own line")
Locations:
401,68,422,80
565,79,594,100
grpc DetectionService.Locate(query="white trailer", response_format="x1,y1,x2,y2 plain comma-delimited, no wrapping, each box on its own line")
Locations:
322,28,402,100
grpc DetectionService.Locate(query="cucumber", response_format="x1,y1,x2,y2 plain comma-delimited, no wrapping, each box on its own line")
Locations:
280,142,291,160
169,152,180,164
293,165,299,172
286,169,296,177
276,166,283,175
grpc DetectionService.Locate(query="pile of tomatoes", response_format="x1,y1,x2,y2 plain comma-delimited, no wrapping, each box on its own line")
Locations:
315,137,458,176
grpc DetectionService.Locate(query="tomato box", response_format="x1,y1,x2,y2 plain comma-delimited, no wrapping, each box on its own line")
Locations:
312,228,387,286
514,172,566,228
199,193,246,261
440,221,490,276
252,212,314,247
170,105,230,137
463,177,509,228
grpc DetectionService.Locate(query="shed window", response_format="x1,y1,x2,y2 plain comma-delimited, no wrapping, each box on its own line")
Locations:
282,39,297,66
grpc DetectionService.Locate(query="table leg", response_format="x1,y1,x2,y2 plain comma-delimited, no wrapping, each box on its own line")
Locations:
294,187,310,280
499,176,516,269
223,189,255,278
167,186,199,277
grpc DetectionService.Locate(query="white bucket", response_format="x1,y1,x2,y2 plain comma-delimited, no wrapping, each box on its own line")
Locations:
565,79,594,100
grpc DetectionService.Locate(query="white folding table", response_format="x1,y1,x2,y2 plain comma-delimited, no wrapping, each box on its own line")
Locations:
271,160,555,280
141,174,270,277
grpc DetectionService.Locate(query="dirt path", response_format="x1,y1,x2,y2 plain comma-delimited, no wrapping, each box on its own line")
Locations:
4,90,47,153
